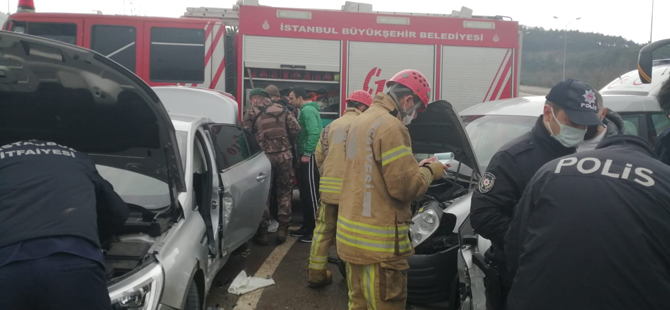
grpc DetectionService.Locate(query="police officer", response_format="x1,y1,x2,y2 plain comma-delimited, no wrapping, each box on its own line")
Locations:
653,77,670,164
242,88,301,245
0,140,129,310
337,69,446,310
505,134,670,310
308,90,373,288
470,78,603,310
578,90,625,152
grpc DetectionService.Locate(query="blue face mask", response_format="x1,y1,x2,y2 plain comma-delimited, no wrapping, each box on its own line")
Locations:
546,108,586,148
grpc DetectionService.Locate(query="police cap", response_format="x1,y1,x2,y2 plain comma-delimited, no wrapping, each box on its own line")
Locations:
546,78,603,126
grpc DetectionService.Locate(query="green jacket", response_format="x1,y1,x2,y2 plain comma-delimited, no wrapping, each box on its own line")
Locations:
297,101,323,156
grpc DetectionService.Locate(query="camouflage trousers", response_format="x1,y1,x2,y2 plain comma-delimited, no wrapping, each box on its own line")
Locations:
262,151,295,226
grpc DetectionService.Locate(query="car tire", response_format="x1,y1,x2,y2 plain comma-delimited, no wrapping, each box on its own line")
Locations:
184,280,202,310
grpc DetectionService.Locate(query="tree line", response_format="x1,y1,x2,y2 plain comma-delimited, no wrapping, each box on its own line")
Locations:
520,26,670,89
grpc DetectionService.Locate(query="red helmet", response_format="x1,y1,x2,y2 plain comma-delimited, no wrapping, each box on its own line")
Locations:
346,90,374,107
386,69,432,109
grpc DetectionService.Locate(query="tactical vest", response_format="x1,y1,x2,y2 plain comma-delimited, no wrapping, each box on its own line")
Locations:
253,103,291,154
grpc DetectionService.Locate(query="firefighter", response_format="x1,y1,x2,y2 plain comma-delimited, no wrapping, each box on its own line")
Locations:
288,87,323,243
337,69,447,310
654,76,670,165
308,90,373,288
505,134,670,310
242,88,301,245
577,90,625,152
470,78,603,310
0,140,128,310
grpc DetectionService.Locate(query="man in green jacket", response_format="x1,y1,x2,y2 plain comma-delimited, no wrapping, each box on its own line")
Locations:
288,87,323,243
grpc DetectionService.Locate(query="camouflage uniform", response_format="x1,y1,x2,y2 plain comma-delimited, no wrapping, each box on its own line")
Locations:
242,97,301,229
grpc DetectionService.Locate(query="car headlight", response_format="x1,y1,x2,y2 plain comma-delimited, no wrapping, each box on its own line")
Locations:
409,201,443,247
109,262,164,310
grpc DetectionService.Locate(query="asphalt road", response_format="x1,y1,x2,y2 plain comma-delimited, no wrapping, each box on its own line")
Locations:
204,192,448,310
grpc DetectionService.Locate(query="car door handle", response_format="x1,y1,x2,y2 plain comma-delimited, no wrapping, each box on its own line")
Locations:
256,173,268,182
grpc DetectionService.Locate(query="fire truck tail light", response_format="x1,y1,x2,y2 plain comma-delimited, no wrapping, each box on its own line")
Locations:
463,21,495,30
377,16,410,25
276,10,312,20
17,0,35,12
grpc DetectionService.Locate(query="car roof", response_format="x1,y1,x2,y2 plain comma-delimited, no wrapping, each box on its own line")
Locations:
460,94,661,116
153,86,239,125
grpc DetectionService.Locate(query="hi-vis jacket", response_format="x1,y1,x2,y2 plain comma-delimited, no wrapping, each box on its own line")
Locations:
336,94,435,265
315,107,362,204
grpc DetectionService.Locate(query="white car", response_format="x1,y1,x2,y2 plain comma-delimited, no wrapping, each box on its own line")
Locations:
0,31,270,310
408,95,670,310
453,94,667,310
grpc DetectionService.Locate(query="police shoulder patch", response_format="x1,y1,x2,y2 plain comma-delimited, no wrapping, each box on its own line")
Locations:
478,172,496,194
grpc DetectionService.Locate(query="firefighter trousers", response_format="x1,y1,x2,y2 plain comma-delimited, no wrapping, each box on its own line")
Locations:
308,202,338,282
345,259,410,310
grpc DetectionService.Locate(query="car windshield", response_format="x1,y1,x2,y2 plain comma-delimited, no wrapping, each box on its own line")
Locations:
95,131,189,211
462,115,538,173
96,165,170,210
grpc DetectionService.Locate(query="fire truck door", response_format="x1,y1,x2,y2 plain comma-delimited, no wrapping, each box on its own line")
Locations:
441,46,514,112
347,41,435,101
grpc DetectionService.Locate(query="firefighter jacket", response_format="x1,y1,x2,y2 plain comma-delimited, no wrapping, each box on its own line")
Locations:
315,107,362,204
242,98,301,156
336,94,435,265
297,101,323,157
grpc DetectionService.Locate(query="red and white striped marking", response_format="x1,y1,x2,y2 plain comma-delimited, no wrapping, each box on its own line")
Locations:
484,49,513,101
177,21,226,90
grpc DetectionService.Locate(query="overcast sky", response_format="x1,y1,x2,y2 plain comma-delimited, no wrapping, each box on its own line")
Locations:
4,0,668,44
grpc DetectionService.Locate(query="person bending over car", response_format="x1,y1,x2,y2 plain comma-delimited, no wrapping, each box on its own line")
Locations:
577,90,625,152
469,78,602,310
0,140,128,310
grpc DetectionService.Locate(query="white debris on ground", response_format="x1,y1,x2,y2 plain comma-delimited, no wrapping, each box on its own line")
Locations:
227,270,276,296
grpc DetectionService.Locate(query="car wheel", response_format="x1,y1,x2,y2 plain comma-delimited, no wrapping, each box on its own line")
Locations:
184,280,202,310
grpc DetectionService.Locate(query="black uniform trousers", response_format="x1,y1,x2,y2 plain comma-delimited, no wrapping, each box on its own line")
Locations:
298,154,320,233
0,253,111,310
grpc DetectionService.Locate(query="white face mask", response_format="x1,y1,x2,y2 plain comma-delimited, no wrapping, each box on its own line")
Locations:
546,108,586,148
400,101,422,126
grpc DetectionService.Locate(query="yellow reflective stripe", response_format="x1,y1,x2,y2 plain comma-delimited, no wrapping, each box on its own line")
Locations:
320,186,342,192
321,189,341,194
336,230,411,253
310,255,328,262
364,265,377,310
320,181,342,185
311,204,328,257
316,143,323,152
381,145,412,166
309,262,328,270
337,216,408,238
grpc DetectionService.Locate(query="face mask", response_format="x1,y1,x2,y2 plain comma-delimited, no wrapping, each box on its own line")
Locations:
546,108,586,148
399,100,422,125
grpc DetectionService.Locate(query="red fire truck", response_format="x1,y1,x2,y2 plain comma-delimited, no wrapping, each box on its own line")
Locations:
3,0,522,123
